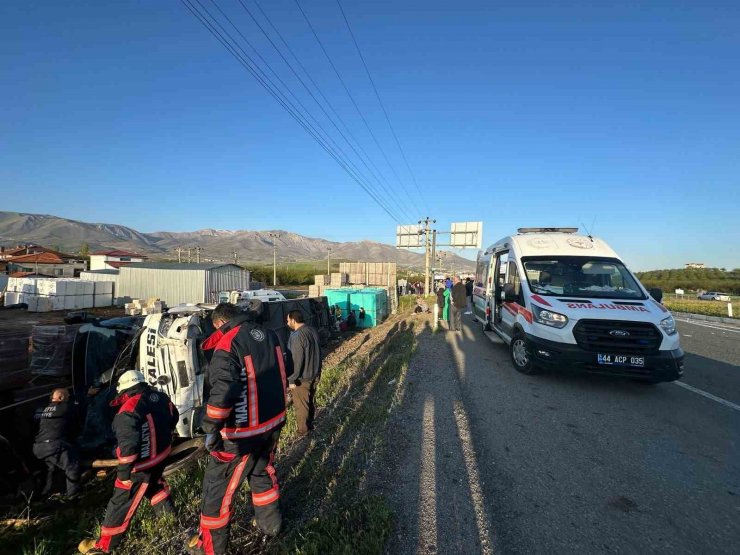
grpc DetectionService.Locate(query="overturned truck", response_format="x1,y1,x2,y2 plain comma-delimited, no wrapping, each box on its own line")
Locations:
72,297,332,469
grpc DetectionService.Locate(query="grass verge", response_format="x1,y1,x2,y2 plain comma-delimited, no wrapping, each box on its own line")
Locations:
663,298,738,319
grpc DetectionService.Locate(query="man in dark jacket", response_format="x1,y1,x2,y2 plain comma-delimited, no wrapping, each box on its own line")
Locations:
286,310,322,437
465,278,474,314
450,276,467,332
78,371,178,554
33,388,81,497
188,302,287,555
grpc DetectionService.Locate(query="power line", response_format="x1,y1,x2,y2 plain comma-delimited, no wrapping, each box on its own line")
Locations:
293,0,422,220
207,0,406,222
252,0,418,221
181,0,403,222
335,0,429,214
230,0,414,222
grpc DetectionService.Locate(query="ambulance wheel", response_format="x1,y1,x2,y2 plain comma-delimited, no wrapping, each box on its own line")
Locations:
510,333,539,375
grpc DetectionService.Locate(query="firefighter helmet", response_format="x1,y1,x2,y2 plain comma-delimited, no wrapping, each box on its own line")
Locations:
117,370,146,394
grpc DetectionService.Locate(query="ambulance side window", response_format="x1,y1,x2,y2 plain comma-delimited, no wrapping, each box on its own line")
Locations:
475,255,487,288
506,262,524,306
497,252,509,288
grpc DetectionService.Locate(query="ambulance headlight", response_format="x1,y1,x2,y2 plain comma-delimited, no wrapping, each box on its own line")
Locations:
532,305,568,328
660,315,676,335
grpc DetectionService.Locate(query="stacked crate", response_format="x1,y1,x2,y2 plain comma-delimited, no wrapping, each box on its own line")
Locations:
338,262,398,314
2,277,112,312
329,272,348,287
124,298,165,316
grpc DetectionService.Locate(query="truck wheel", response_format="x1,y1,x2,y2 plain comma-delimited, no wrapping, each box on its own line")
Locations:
510,333,539,375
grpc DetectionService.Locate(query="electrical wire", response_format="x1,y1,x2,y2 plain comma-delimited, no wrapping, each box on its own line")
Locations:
293,0,423,222
251,0,418,222
181,0,403,223
206,0,401,222
335,0,429,214
230,0,415,222
249,0,414,225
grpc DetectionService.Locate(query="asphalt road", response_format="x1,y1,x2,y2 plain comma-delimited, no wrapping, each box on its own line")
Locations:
387,314,740,554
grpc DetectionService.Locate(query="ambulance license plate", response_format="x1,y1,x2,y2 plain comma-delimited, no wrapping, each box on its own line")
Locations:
597,354,645,367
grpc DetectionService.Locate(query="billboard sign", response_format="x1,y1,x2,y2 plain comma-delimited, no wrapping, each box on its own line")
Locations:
396,224,422,248
449,221,483,249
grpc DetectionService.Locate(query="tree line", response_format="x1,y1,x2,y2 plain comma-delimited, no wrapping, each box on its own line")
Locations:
635,268,740,294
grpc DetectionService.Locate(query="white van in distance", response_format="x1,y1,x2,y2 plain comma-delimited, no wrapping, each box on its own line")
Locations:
472,228,684,383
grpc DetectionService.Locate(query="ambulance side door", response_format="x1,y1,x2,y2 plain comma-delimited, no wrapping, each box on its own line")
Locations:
492,251,508,329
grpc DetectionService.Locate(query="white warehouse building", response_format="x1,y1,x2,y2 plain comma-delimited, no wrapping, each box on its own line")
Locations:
116,263,251,306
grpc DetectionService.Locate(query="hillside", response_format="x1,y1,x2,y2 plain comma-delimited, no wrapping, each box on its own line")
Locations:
0,211,474,271
635,267,740,294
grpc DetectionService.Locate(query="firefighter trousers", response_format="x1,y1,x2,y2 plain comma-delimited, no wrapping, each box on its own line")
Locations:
95,464,174,552
197,429,282,555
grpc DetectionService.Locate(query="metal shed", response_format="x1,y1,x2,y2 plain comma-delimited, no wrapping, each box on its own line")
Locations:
116,263,250,306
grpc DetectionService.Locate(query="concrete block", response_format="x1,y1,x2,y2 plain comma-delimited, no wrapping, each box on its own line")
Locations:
4,291,20,305
82,295,94,308
94,293,113,308
94,281,113,294
52,296,65,311
36,297,53,312
64,295,76,310
26,295,39,312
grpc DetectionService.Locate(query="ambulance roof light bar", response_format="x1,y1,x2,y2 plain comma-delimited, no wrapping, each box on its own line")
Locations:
517,227,579,234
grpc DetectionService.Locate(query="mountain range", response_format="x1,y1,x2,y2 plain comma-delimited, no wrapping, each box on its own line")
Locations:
0,212,475,271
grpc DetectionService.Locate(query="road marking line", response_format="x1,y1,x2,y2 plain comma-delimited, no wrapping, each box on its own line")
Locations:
675,319,740,333
674,381,740,412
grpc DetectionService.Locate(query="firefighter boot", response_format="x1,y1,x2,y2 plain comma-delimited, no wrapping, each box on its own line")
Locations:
78,538,106,554
186,533,206,555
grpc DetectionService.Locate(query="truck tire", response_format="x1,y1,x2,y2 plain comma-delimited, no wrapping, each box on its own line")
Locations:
510,333,539,375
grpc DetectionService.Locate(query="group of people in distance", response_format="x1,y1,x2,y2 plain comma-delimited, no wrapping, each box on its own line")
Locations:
436,276,474,332
333,304,366,331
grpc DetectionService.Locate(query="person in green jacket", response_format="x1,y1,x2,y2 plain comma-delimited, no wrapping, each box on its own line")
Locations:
442,286,450,324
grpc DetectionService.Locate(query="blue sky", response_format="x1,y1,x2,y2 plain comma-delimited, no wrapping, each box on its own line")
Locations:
1,0,738,270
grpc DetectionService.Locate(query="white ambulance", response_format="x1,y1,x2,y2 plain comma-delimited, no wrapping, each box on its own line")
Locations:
472,228,684,382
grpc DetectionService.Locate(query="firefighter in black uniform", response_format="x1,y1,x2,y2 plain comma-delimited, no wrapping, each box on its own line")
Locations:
32,387,81,497
78,370,179,554
188,301,287,555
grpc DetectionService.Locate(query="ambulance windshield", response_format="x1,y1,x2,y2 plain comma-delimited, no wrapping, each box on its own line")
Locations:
522,257,645,299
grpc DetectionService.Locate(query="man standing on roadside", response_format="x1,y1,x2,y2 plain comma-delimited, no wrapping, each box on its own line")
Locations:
33,387,81,498
465,277,474,314
450,276,467,332
286,310,322,437
188,301,286,555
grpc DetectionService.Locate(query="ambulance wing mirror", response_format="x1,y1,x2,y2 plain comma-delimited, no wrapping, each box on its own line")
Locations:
649,287,663,303
503,283,518,303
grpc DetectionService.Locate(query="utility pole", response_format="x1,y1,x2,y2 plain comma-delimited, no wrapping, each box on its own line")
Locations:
195,246,202,264
233,249,238,265
269,233,280,286
187,247,192,263
419,217,435,295
327,247,332,275
176,247,183,263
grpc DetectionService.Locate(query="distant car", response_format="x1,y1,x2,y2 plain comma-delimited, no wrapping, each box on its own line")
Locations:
696,292,731,301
